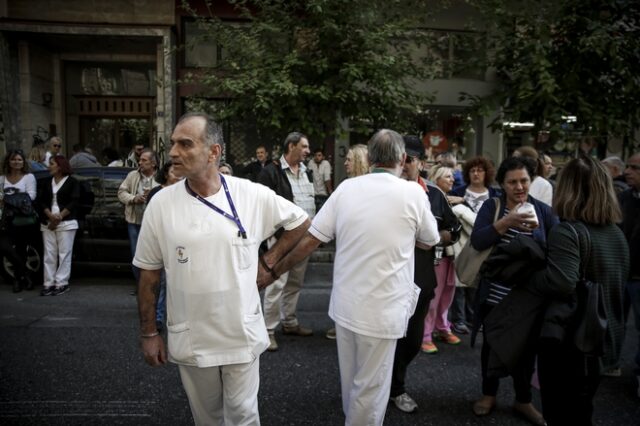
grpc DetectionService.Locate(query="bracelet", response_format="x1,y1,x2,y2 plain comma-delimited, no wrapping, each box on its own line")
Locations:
259,255,280,280
140,331,159,338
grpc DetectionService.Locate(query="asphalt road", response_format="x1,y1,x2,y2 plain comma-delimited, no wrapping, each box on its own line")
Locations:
0,276,639,426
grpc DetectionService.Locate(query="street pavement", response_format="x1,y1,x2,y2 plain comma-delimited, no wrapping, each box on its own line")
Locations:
0,272,639,426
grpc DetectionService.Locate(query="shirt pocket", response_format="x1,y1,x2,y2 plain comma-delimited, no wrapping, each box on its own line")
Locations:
167,321,195,364
232,237,257,270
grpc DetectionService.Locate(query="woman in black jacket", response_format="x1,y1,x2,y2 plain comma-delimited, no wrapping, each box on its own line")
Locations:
37,155,80,296
531,156,629,425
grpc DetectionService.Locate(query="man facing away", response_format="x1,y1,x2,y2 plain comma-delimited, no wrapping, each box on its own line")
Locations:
258,129,440,425
69,143,100,168
243,145,269,182
258,132,316,350
135,113,310,425
308,147,333,212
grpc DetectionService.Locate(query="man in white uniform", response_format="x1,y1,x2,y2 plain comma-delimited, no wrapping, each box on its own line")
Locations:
258,129,440,426
134,113,310,425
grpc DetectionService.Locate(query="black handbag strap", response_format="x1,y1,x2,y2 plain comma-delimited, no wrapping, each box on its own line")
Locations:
567,222,591,281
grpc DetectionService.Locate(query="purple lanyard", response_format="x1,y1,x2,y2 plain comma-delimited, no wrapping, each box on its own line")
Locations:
184,174,247,239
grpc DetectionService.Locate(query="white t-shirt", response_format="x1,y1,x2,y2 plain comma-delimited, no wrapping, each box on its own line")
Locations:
530,176,553,206
2,173,37,200
133,176,307,367
309,172,440,339
308,159,332,196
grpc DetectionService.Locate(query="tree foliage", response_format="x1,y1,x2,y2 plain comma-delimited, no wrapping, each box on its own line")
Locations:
463,0,640,142
181,0,447,142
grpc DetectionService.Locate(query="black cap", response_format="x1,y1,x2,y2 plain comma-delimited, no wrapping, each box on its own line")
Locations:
403,135,424,158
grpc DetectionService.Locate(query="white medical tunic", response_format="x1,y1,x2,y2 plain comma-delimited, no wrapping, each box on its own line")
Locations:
134,176,307,367
309,172,440,339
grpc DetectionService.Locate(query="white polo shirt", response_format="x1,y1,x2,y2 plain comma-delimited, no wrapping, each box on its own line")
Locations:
133,176,307,367
309,172,440,339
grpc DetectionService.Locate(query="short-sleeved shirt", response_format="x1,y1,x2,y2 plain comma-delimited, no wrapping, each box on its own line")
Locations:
133,176,307,367
309,172,440,339
308,160,332,196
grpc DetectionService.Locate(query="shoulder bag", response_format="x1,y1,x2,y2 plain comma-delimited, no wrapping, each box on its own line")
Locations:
567,222,607,355
454,197,501,287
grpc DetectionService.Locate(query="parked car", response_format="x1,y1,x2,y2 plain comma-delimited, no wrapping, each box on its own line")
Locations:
0,167,134,285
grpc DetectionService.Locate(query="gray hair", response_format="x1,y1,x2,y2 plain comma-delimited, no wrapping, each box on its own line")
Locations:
282,132,307,154
601,156,625,173
437,152,457,168
178,112,225,152
368,129,404,166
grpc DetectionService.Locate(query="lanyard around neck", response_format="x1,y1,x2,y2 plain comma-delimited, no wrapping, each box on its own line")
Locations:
184,175,247,239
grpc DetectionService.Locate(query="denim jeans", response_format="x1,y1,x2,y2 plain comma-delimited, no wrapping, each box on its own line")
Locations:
127,223,141,283
156,270,167,325
626,279,640,375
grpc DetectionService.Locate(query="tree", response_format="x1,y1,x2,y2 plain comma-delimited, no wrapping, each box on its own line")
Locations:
181,0,448,143
463,0,640,151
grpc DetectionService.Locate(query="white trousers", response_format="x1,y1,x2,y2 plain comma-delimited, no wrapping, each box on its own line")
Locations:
263,255,310,332
42,228,77,288
178,358,261,426
336,324,397,426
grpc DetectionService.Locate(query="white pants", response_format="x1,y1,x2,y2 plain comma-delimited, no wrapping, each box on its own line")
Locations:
42,228,77,288
336,324,397,426
178,359,261,426
263,255,310,332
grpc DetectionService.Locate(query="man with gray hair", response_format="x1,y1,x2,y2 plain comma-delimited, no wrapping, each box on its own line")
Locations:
258,129,440,425
134,113,310,424
602,156,630,194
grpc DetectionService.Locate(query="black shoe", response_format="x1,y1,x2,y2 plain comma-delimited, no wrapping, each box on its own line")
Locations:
12,281,22,293
40,287,54,296
129,289,137,296
52,285,69,296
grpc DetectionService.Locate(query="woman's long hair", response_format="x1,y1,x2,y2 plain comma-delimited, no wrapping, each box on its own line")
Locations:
348,144,369,177
553,155,621,225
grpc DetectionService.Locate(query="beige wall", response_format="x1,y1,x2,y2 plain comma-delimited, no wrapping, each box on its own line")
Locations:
7,0,174,25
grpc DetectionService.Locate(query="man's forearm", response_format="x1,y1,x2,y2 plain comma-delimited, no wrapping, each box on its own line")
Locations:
137,268,162,335
262,218,311,266
272,232,322,278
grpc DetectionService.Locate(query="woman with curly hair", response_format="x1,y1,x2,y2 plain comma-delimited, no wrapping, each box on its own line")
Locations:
344,144,369,178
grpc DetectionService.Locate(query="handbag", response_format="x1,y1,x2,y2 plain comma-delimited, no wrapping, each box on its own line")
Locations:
454,197,501,287
2,191,39,227
567,222,607,355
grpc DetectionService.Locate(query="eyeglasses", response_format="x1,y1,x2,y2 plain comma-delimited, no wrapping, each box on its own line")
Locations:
53,144,61,148
627,164,640,170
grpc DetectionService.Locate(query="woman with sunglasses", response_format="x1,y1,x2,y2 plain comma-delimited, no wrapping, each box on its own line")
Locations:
36,155,80,296
0,149,37,292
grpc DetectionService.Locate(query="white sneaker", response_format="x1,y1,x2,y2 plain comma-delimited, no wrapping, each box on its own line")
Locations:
390,393,418,413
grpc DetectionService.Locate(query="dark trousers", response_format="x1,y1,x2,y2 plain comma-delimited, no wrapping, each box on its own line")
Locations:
480,305,535,403
538,341,600,426
390,249,437,397
0,233,27,282
449,286,475,325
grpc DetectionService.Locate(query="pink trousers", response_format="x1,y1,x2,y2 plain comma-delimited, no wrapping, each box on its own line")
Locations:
422,256,456,343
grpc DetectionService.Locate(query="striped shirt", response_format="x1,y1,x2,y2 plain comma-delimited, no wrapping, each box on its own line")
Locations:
486,206,533,305
280,156,316,218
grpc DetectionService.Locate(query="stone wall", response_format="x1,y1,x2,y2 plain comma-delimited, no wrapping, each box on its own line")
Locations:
7,0,174,25
0,33,22,155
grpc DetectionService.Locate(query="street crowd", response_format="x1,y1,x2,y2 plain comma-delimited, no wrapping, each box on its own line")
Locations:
1,112,639,426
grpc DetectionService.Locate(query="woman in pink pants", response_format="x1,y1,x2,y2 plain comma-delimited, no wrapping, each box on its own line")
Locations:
422,165,461,354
